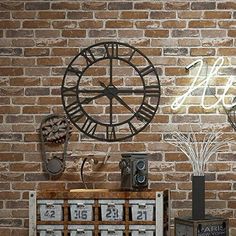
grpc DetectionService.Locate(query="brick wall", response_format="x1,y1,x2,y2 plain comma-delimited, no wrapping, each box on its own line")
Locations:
1,1,236,235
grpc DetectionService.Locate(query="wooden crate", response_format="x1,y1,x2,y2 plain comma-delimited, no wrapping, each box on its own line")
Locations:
175,216,229,236
29,189,169,236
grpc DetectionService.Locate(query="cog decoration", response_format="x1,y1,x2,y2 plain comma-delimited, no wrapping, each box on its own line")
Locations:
41,115,72,144
227,105,236,131
39,114,72,176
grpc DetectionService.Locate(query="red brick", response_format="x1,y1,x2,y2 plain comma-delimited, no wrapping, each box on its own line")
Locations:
0,11,10,19
12,12,36,19
12,39,35,47
108,2,133,10
228,30,236,37
35,30,60,38
120,143,145,152
0,87,24,96
82,2,107,10
135,2,162,10
37,57,63,66
172,29,199,37
12,58,35,66
67,11,93,19
10,163,40,172
22,106,50,114
52,2,80,10
23,20,50,28
38,11,66,19
150,11,176,19
191,2,216,10
0,2,24,10
204,11,232,19
52,21,77,29
24,48,49,56
218,2,236,9
89,30,116,38
25,67,50,76
118,30,143,38
95,11,119,19
36,38,67,47
178,11,202,19
6,115,34,123
62,30,86,38
162,20,186,28
25,2,50,10
38,97,61,105
10,77,39,86
218,48,236,56
145,30,169,38
0,20,20,29
6,30,33,38
120,11,148,19
78,20,103,28
0,57,11,65
0,48,22,56
189,20,216,28
165,67,189,76
190,48,215,56
165,2,190,10
25,87,49,96
105,20,133,28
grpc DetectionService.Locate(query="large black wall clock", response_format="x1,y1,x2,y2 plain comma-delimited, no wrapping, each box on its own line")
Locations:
61,41,161,142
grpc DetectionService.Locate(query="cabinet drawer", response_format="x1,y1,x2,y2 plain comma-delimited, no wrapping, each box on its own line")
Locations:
129,200,155,221
37,225,64,236
69,200,94,221
68,225,94,236
129,225,155,236
38,200,64,221
99,225,125,236
99,200,125,221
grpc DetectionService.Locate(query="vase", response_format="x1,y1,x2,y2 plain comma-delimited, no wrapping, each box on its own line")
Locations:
192,175,205,220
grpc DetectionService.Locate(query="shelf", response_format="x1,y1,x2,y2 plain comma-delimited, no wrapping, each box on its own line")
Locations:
29,189,169,236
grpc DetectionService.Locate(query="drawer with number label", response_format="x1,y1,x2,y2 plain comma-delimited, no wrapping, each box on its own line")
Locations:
129,200,155,221
99,199,125,221
129,225,155,236
37,225,64,236
69,200,94,221
68,224,94,236
38,200,63,221
99,225,125,236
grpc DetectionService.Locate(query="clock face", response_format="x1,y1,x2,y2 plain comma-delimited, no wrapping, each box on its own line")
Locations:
61,41,160,142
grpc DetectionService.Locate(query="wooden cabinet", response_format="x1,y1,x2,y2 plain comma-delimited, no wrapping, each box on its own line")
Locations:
29,189,169,236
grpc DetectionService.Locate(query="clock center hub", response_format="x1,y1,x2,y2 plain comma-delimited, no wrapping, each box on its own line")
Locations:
106,85,118,99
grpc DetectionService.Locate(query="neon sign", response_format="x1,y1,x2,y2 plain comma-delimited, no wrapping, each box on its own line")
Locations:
171,57,236,110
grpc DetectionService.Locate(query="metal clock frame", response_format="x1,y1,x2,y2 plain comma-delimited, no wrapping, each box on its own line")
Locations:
61,41,161,142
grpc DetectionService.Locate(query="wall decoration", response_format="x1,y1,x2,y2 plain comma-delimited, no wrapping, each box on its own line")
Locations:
171,57,236,111
39,114,72,176
166,128,231,219
119,153,148,191
61,41,161,142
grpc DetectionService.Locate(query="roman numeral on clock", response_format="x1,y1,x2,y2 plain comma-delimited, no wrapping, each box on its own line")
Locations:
106,126,116,140
81,49,96,66
128,121,138,134
62,86,77,97
136,102,156,123
140,65,155,77
104,42,119,58
82,118,97,135
65,101,84,122
145,85,160,97
67,66,83,77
